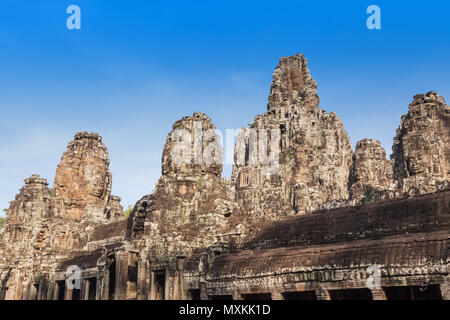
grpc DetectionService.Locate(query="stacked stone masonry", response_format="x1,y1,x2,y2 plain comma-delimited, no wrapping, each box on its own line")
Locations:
0,53,448,300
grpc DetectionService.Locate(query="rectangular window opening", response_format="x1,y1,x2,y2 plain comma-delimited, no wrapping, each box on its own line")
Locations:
56,281,65,301
383,285,442,300
282,290,317,300
241,293,272,300
189,289,201,300
87,278,97,300
329,288,373,300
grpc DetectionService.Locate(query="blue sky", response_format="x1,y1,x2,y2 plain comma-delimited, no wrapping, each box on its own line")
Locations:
1,0,449,214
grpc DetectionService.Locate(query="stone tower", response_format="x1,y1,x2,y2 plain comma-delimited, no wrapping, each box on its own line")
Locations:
349,139,396,204
127,112,234,256
232,53,353,218
391,91,450,196
53,132,121,222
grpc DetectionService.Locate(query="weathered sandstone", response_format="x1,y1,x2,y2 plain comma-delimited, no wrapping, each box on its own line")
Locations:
0,54,448,301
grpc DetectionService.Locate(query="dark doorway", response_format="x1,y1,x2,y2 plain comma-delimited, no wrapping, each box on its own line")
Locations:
33,284,40,300
72,288,81,300
189,289,201,300
329,288,373,300
384,285,442,300
56,281,65,300
241,293,272,300
0,287,7,300
384,286,410,300
127,262,138,300
0,269,11,300
210,295,233,300
108,257,116,300
87,278,97,300
154,271,165,300
282,291,317,300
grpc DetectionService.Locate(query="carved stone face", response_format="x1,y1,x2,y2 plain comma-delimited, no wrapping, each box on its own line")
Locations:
83,161,108,199
54,133,111,207
407,154,428,175
162,114,223,177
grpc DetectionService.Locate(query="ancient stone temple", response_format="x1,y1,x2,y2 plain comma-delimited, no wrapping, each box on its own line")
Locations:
0,53,448,300
391,91,450,196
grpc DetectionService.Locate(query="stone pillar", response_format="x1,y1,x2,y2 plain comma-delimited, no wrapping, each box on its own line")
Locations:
199,282,208,300
114,253,128,300
231,291,243,300
37,278,45,300
83,279,90,300
176,257,186,300
371,288,387,300
100,275,108,300
271,291,284,300
28,282,38,300
149,271,155,300
315,287,331,300
440,277,450,300
95,277,101,300
52,282,58,300
4,285,14,300
20,282,28,300
45,281,53,300
165,271,171,300
65,288,73,300
137,259,149,300
14,273,23,300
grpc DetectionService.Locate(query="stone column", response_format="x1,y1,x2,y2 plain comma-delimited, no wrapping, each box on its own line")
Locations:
440,277,449,300
315,287,331,300
176,257,185,300
37,278,45,300
371,288,387,300
199,282,208,300
137,259,149,300
149,271,155,300
52,282,59,300
65,288,73,300
100,275,108,300
164,270,171,300
95,277,101,300
14,273,23,300
45,281,52,300
114,253,128,300
83,279,90,300
28,282,38,300
271,291,284,300
231,292,242,300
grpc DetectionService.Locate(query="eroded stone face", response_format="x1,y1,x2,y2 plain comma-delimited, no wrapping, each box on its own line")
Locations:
162,112,223,177
349,139,396,204
391,91,450,196
268,53,319,112
5,175,52,225
53,132,113,221
126,112,234,261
